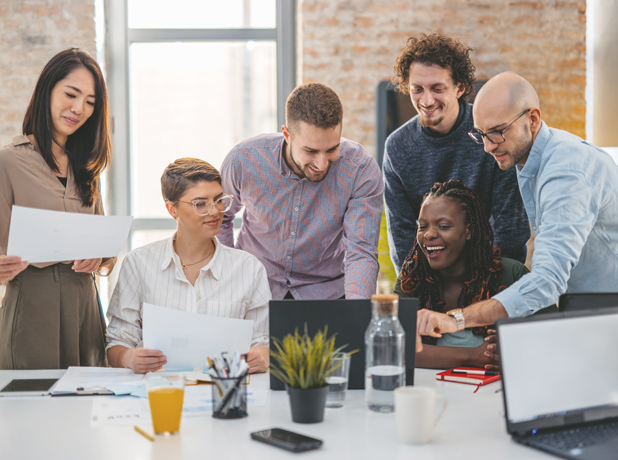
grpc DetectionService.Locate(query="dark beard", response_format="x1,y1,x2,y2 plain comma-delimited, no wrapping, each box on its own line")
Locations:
289,144,331,183
418,112,444,128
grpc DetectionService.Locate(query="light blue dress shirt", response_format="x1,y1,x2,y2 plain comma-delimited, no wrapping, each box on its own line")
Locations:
494,122,618,317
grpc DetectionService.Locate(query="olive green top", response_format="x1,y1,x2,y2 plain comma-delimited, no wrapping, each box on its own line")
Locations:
394,257,529,348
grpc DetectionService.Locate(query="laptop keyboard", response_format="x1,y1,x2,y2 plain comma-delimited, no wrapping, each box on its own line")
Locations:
524,421,618,452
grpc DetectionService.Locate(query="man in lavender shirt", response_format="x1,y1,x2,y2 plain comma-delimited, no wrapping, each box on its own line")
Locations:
220,83,384,300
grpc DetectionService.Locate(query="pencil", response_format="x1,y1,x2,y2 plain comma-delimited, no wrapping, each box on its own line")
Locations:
134,425,155,442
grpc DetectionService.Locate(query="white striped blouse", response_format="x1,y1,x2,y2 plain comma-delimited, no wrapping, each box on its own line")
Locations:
106,236,271,351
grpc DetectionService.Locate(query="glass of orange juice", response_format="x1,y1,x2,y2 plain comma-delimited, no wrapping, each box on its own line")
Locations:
146,374,185,435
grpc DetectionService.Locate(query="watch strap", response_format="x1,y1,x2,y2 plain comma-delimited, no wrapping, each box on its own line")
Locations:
447,308,465,332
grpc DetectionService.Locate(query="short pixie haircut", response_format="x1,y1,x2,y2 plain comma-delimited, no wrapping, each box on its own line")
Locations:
161,158,221,203
393,33,476,103
285,82,343,133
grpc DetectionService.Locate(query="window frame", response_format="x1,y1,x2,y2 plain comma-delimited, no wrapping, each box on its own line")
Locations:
106,0,296,235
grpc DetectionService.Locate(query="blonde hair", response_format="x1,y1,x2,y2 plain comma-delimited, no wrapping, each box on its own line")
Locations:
161,158,221,202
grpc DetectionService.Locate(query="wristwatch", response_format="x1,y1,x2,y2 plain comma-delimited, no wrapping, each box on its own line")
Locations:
446,308,465,332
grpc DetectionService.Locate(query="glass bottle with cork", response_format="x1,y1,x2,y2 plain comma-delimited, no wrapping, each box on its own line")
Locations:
365,293,406,412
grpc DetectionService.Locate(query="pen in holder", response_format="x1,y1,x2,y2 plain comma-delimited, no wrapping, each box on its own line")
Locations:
211,374,248,419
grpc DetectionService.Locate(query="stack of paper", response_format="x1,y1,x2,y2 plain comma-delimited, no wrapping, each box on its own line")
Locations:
52,367,144,395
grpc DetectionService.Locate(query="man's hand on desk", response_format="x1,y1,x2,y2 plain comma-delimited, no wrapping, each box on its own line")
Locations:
415,299,509,352
415,309,458,352
124,348,167,374
247,346,269,374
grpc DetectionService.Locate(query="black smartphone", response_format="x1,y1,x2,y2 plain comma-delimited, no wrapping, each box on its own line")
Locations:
251,428,323,453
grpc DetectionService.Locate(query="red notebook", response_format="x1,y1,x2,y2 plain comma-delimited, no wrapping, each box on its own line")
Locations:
436,367,501,387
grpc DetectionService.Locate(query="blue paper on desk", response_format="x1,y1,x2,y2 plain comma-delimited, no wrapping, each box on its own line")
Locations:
107,378,169,398
106,383,149,398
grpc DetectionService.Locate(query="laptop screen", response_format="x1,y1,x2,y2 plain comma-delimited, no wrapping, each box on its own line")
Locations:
499,309,618,433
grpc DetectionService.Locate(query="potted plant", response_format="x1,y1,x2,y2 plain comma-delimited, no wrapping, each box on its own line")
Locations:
270,326,355,423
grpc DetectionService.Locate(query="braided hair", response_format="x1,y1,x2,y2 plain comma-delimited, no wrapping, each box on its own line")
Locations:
400,180,505,337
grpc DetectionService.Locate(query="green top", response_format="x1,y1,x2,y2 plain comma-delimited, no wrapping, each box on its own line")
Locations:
394,257,529,348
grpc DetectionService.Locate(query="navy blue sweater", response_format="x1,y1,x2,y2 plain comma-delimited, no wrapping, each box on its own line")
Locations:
383,103,530,273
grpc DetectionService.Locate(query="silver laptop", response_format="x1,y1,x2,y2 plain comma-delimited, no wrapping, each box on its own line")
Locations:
497,307,618,459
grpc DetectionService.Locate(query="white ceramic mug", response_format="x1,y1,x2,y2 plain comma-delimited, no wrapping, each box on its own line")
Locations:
394,386,447,444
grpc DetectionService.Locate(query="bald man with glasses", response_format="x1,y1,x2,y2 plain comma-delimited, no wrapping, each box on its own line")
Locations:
415,72,618,351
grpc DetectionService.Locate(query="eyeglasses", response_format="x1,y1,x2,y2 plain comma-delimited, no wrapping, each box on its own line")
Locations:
468,109,531,145
176,195,234,216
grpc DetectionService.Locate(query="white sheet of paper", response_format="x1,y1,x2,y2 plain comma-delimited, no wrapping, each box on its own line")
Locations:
52,367,144,395
142,303,254,369
6,205,133,263
90,380,268,427
90,397,151,428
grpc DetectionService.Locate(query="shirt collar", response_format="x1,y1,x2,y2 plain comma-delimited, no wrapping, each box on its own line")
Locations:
12,135,31,147
518,121,549,178
161,234,223,281
278,136,293,177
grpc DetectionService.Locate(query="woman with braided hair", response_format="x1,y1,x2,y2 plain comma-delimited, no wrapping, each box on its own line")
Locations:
395,179,533,370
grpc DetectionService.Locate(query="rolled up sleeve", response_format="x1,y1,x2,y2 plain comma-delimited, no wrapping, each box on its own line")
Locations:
494,172,598,317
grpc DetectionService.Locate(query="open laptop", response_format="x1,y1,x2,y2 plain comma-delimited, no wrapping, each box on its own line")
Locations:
559,293,618,312
497,307,618,459
269,299,418,390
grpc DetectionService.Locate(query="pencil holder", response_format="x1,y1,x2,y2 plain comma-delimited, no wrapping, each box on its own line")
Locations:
210,375,248,419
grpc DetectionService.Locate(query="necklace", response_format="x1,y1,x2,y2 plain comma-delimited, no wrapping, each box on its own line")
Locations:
174,237,215,269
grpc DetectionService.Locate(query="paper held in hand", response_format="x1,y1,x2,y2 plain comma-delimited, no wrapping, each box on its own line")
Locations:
6,205,133,263
142,303,254,370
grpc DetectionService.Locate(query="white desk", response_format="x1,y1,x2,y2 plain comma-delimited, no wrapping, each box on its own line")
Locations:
0,369,551,460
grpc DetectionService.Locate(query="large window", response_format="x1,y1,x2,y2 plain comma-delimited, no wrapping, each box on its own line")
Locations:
109,0,294,231
105,0,295,300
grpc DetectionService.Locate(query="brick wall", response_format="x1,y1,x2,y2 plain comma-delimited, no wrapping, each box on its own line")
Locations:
0,0,96,147
299,0,587,156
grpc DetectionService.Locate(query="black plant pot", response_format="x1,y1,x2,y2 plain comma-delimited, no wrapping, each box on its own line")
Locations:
286,385,329,423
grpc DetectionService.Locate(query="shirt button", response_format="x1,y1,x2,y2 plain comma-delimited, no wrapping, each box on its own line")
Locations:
287,256,291,260
285,272,290,276
294,207,299,212
290,231,295,236
515,309,520,314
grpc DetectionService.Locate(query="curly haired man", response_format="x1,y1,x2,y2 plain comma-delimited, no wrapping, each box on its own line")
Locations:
383,33,529,274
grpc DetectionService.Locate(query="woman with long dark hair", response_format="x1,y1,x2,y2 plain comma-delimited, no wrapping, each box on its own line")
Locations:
395,180,534,370
0,48,114,369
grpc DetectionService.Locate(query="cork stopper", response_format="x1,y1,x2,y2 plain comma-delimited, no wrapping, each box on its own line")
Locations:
371,294,399,302
371,294,399,315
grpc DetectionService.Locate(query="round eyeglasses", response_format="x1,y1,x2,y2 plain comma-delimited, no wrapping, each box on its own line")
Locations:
175,195,234,216
468,109,531,145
